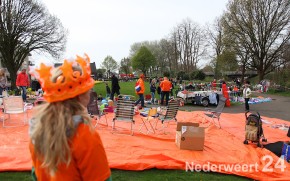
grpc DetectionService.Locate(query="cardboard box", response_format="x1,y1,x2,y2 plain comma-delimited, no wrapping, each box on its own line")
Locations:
175,122,205,151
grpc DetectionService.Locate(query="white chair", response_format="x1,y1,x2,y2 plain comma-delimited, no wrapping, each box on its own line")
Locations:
154,100,179,133
2,96,27,127
203,95,226,128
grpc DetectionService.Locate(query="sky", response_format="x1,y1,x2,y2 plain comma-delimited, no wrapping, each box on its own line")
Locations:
32,0,229,68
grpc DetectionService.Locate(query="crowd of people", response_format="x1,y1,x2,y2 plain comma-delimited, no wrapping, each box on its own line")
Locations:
96,73,256,112
100,73,176,109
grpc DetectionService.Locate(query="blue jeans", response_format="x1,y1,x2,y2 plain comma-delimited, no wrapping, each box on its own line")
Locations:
20,86,27,101
151,92,155,104
135,94,144,107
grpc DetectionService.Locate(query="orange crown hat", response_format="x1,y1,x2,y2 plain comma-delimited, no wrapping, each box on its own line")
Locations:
31,54,95,103
140,74,145,78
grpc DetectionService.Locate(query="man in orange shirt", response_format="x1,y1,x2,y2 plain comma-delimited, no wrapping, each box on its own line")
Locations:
160,77,172,106
29,54,111,181
135,74,146,108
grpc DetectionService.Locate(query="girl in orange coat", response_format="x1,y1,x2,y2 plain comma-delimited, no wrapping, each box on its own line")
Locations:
29,54,111,181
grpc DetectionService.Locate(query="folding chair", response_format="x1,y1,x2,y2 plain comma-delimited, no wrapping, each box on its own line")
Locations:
139,107,158,134
154,100,179,133
203,95,226,128
86,90,108,127
2,96,27,127
112,98,135,135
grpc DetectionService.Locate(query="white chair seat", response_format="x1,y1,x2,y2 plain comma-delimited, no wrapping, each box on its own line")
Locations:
2,96,27,127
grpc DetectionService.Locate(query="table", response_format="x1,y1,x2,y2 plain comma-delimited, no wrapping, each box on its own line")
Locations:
177,90,221,106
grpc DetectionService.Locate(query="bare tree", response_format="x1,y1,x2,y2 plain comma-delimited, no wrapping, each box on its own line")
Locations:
159,38,177,76
222,0,290,81
206,17,225,78
119,57,131,75
101,55,118,78
171,19,207,74
0,0,67,88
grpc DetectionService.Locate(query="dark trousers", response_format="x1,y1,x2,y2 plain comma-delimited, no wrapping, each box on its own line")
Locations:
245,98,250,111
0,87,5,97
135,94,144,107
161,91,170,106
110,89,120,100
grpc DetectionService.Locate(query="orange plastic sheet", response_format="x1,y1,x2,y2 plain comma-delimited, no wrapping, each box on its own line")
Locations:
0,110,289,180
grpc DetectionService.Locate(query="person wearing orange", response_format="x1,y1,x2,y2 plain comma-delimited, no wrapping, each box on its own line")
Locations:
160,77,172,106
16,68,30,102
29,54,112,181
211,79,217,90
135,74,145,108
222,81,231,107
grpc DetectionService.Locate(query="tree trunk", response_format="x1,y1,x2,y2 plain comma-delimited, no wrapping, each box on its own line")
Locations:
9,70,17,90
241,64,246,83
258,71,264,82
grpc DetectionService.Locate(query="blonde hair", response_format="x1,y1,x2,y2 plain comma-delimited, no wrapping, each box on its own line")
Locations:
30,66,93,175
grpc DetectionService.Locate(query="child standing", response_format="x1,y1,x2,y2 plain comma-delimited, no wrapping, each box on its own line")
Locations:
105,82,111,98
243,81,251,111
150,78,156,104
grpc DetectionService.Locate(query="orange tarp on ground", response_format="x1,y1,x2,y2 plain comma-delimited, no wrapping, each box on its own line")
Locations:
0,110,289,180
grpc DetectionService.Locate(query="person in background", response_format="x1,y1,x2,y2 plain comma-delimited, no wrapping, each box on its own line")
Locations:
222,81,231,107
243,80,251,112
135,74,145,108
110,74,120,101
29,54,112,181
105,82,111,98
157,82,161,103
160,77,172,106
16,68,30,102
150,78,156,104
170,78,174,96
0,68,7,97
211,79,217,90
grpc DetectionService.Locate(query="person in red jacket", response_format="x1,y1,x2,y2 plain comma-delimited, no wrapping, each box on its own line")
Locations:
135,74,146,108
222,81,231,107
29,54,112,181
160,77,172,106
16,68,30,102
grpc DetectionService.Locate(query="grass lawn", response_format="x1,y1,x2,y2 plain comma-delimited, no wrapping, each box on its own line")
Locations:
94,80,157,99
266,89,290,97
0,169,250,180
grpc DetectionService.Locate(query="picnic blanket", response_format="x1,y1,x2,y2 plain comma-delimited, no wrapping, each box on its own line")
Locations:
0,110,289,180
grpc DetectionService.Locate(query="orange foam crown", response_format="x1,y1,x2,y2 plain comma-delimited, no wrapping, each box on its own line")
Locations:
32,54,95,103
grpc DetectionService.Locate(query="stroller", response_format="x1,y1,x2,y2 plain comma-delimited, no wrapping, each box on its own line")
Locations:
243,112,267,147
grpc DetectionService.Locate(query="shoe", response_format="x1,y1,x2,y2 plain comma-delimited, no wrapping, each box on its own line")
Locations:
142,105,147,108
